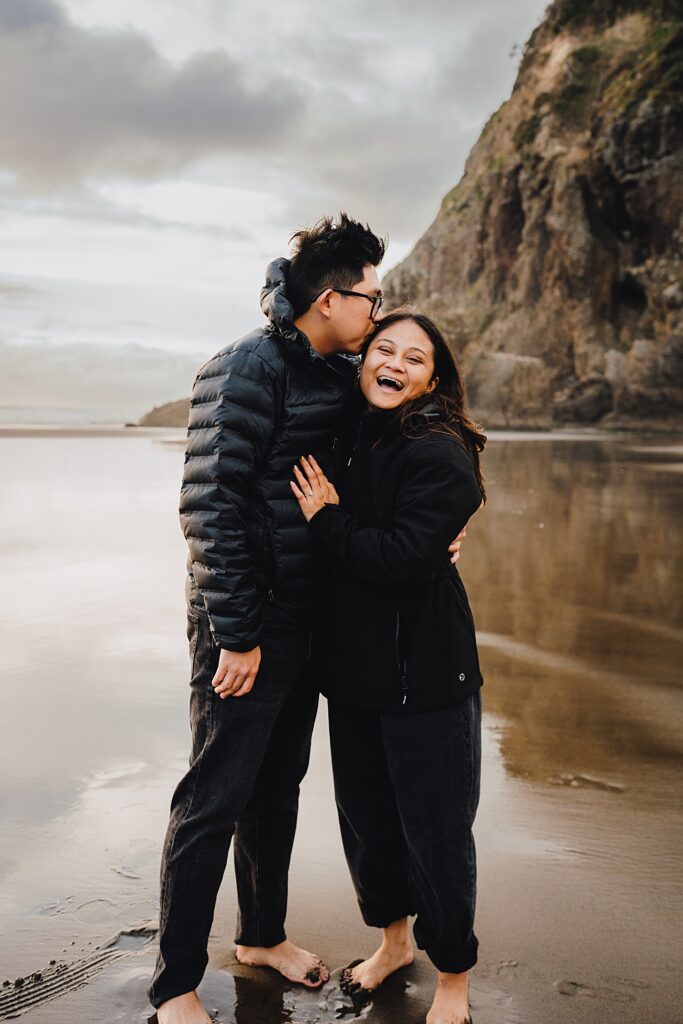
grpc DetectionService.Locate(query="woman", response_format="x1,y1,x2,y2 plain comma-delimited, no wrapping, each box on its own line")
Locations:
290,311,486,1024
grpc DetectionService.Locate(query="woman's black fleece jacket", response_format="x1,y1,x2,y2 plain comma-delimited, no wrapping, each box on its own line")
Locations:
308,402,484,713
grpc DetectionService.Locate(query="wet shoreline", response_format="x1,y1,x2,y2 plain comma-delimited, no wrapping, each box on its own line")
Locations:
0,431,681,1022
0,423,682,441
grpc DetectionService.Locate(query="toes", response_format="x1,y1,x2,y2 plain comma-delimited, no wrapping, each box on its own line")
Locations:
340,969,362,995
301,954,330,988
303,959,330,987
316,958,330,981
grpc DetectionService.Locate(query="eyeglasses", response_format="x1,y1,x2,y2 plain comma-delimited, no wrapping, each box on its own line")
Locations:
310,287,384,321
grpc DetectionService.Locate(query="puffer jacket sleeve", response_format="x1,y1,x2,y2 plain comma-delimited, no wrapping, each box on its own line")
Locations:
179,345,278,651
308,436,481,585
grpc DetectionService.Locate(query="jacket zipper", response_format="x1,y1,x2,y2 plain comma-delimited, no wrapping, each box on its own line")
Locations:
347,425,363,467
395,611,408,706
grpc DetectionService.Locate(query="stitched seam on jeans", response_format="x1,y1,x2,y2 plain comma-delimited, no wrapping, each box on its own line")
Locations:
255,794,261,946
468,695,477,810
172,628,210,901
161,685,215,910
151,625,210,1004
189,635,199,681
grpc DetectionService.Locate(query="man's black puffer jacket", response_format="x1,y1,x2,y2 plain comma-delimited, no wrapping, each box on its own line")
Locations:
179,258,357,651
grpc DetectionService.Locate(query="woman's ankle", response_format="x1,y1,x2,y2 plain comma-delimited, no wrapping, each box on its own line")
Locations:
435,969,469,991
426,971,471,1024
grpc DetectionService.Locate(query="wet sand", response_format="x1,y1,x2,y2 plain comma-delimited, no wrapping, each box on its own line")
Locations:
0,431,681,1023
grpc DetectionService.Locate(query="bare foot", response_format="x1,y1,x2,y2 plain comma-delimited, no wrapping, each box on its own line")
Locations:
426,970,471,1024
156,990,212,1024
235,939,329,988
341,919,414,995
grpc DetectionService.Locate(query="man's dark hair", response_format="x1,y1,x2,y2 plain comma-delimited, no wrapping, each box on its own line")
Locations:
287,212,386,319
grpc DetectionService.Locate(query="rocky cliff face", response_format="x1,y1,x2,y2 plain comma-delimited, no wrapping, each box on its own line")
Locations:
384,0,683,428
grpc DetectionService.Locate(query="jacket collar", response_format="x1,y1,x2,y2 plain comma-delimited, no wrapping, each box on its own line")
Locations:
358,394,446,444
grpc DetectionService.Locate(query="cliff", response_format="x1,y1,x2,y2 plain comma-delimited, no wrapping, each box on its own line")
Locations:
138,398,190,427
383,0,683,428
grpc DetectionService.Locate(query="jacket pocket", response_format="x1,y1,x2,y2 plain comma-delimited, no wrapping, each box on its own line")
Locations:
437,573,481,689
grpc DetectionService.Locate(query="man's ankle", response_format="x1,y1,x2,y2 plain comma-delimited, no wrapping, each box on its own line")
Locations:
382,922,411,949
156,989,200,1013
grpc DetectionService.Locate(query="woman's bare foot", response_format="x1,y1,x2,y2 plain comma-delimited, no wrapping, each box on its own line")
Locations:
341,918,414,993
235,939,329,987
156,990,212,1024
426,970,471,1024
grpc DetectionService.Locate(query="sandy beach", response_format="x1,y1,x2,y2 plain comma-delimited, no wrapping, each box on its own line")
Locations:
0,429,681,1024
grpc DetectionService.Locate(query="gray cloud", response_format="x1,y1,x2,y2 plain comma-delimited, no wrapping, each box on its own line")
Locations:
0,0,65,29
361,0,543,20
278,109,478,243
0,0,558,418
434,10,547,108
0,185,250,240
0,0,550,245
0,0,305,187
216,0,548,240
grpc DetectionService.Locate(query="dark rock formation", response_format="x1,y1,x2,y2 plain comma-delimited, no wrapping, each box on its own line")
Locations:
384,0,683,428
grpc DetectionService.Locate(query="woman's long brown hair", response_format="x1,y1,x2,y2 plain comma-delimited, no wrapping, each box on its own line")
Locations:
362,310,487,500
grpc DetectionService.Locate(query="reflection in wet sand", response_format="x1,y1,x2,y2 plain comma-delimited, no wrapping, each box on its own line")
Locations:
468,439,682,789
0,431,681,1023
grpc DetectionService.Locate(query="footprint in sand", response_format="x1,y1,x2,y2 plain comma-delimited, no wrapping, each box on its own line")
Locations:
495,960,519,982
555,977,642,1003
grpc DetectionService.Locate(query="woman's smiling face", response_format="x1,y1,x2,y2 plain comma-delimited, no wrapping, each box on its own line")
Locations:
360,319,437,410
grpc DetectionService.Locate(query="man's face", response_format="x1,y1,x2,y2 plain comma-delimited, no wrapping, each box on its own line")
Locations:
328,265,383,354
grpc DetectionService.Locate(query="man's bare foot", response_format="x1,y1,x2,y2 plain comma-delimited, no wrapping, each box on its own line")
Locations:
155,990,212,1024
235,939,329,988
341,918,414,994
426,970,471,1024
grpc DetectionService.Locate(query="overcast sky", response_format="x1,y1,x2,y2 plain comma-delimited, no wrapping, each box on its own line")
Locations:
0,0,549,420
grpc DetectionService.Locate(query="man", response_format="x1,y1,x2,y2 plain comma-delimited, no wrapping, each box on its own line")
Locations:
149,214,464,1024
149,214,385,1024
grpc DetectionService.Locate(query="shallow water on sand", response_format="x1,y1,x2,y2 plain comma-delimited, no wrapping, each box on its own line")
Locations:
0,429,681,1023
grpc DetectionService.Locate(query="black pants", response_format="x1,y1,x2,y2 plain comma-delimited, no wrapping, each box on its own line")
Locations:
149,612,318,1009
328,691,482,974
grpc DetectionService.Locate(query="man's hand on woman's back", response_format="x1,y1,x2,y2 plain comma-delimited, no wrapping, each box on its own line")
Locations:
449,528,467,565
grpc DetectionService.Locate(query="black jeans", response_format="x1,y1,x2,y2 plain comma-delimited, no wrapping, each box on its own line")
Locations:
149,612,318,1009
328,691,482,974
